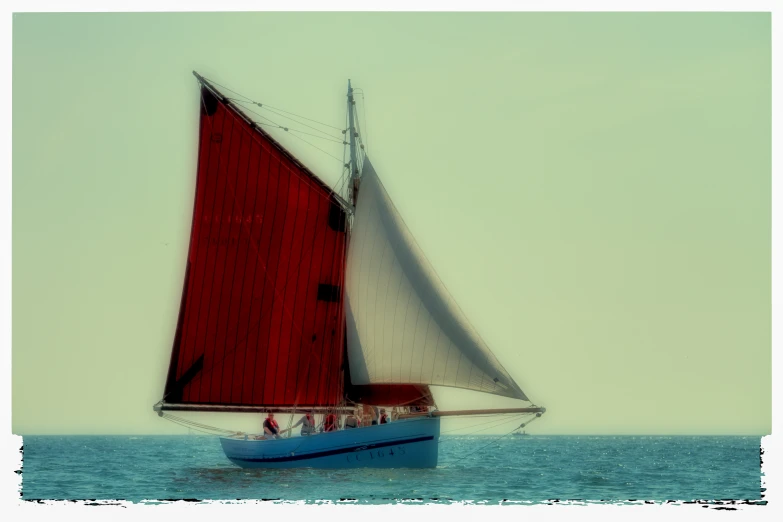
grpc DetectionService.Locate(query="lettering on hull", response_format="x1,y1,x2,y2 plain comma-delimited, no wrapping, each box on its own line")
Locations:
348,444,408,463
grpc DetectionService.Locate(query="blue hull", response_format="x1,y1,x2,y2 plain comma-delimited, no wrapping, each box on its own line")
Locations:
219,416,440,469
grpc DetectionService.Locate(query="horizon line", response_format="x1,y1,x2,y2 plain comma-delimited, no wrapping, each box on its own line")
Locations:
12,432,770,437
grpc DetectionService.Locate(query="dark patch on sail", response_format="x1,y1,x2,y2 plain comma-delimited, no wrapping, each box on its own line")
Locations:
317,284,341,303
167,354,204,402
201,86,219,116
328,200,347,232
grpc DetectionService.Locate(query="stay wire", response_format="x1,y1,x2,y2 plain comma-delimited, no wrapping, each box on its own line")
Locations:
440,413,535,435
163,417,219,436
288,131,346,164
287,130,344,144
228,100,345,162
438,414,526,439
229,98,345,142
203,76,344,131
160,413,239,435
249,101,345,141
161,413,236,433
332,110,350,197
440,417,526,468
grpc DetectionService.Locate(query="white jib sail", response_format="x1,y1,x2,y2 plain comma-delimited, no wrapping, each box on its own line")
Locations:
344,157,528,400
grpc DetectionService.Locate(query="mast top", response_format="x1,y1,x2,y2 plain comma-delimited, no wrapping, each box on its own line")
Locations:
347,78,359,204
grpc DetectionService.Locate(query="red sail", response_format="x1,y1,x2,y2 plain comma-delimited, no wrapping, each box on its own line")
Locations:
345,384,435,407
342,339,434,407
163,84,348,408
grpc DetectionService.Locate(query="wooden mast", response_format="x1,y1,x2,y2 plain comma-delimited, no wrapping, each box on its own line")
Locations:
347,79,360,205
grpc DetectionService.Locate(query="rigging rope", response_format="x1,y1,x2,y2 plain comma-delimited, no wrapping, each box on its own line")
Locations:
287,130,346,164
160,412,243,436
227,99,346,163
248,101,345,141
439,413,535,435
333,107,351,199
439,416,526,468
229,98,345,143
438,414,527,440
203,76,344,131
161,414,235,433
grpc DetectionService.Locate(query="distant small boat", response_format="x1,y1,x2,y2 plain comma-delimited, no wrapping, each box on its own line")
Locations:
512,430,530,437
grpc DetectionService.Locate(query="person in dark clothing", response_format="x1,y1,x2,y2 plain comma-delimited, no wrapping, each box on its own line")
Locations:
262,413,282,440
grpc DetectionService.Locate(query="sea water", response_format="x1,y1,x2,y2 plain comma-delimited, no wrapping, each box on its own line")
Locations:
18,435,763,503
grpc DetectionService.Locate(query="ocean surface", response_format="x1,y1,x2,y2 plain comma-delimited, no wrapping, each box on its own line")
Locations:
18,435,763,503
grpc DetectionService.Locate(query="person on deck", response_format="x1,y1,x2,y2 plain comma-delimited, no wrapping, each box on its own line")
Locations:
322,413,338,432
370,405,380,426
344,411,360,429
262,413,282,440
292,410,316,436
380,408,389,424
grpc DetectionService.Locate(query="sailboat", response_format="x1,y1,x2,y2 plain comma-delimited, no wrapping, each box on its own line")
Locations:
153,72,545,468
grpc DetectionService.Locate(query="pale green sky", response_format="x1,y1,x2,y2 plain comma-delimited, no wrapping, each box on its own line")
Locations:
12,12,770,435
